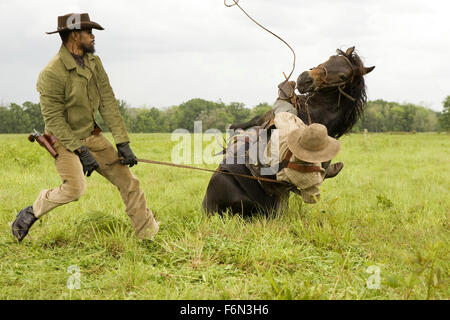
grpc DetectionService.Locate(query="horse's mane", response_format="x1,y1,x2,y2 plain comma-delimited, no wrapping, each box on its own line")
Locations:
331,49,368,138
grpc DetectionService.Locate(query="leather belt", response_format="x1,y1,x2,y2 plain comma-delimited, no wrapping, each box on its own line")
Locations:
280,150,322,173
286,162,322,173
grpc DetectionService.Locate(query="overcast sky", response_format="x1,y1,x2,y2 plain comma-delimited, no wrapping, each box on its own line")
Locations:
0,0,449,111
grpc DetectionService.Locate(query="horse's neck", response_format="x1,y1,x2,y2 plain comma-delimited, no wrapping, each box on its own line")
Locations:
297,91,344,137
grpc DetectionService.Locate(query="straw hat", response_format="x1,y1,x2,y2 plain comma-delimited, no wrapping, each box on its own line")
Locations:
46,13,104,34
287,123,341,163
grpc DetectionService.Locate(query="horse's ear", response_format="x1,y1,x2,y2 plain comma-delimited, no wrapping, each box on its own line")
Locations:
362,66,375,75
346,46,355,56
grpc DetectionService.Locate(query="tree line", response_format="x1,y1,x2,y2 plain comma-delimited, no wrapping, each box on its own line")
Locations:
0,96,448,134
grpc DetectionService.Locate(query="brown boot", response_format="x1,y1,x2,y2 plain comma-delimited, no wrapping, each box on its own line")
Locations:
324,162,344,179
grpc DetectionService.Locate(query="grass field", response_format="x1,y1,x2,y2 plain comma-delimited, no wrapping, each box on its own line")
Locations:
0,132,448,300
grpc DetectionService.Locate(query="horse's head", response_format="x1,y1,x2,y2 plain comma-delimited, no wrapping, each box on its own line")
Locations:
296,47,375,138
297,46,375,94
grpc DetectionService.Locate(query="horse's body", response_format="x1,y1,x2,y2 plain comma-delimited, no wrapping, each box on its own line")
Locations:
202,162,288,217
203,47,375,216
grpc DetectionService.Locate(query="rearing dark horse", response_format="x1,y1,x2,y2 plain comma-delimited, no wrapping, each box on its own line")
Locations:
202,46,375,216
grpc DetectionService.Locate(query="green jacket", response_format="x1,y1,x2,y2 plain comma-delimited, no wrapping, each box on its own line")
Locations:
37,44,129,152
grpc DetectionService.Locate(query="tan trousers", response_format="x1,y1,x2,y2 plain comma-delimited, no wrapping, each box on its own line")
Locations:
32,133,159,240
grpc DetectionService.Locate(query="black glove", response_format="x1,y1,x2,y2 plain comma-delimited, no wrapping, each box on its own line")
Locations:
74,146,99,177
116,142,138,167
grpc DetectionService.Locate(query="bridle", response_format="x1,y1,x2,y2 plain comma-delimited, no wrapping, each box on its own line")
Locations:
310,53,358,105
300,53,358,125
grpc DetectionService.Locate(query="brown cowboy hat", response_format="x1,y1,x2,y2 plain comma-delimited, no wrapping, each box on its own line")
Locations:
46,13,104,34
287,123,341,163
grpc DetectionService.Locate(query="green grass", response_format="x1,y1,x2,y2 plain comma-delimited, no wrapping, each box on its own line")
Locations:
0,132,449,300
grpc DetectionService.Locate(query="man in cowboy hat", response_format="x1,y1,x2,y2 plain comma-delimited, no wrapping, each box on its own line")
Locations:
11,13,159,241
274,80,344,178
263,112,341,204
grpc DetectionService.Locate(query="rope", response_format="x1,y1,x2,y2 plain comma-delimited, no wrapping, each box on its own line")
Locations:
224,0,296,81
106,157,289,185
225,1,314,125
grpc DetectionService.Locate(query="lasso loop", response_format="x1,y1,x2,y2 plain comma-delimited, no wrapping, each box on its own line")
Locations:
224,0,239,7
224,0,296,81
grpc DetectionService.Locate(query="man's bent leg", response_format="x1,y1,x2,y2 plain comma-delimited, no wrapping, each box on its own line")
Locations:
85,134,159,240
32,141,86,218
